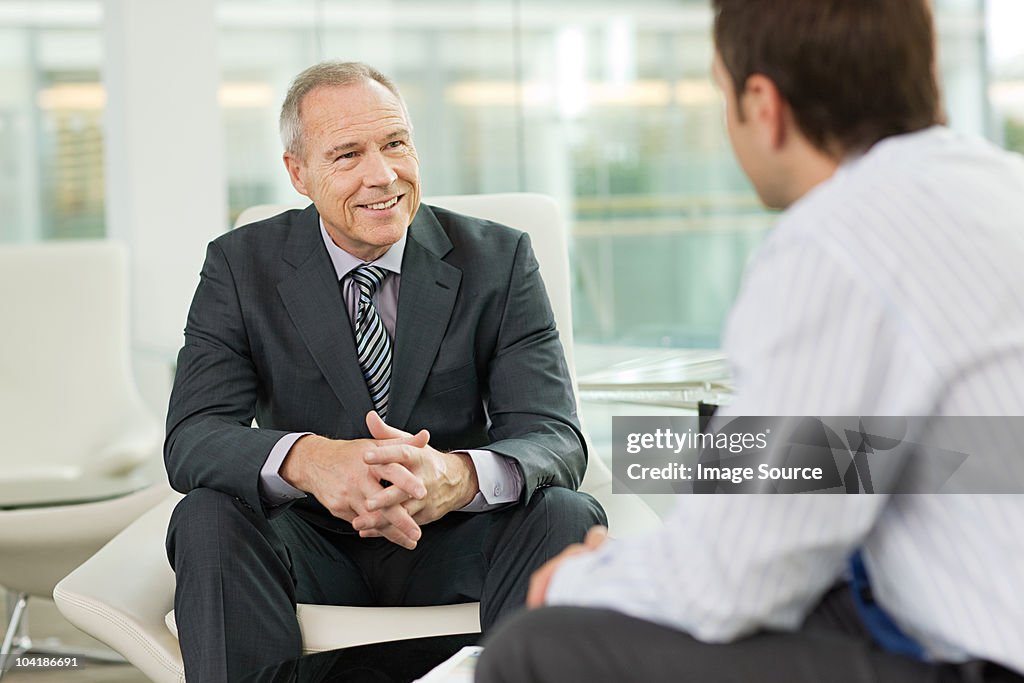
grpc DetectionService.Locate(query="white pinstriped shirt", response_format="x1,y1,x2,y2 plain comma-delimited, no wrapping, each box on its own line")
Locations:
547,127,1024,672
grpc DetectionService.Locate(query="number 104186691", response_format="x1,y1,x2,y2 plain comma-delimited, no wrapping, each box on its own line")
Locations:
11,656,80,669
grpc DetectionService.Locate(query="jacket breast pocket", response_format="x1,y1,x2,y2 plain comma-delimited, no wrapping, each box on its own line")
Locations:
421,361,478,398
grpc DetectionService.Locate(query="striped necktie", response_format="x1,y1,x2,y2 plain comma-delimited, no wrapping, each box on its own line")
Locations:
349,265,392,420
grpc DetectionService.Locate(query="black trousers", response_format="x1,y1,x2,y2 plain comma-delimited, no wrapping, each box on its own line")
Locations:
476,586,1024,683
166,487,606,682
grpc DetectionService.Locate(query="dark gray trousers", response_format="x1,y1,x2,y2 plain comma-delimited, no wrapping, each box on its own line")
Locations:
476,586,1024,683
166,487,605,682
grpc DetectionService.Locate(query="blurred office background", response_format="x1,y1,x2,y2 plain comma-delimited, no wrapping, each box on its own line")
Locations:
1,3,1023,677
1,0,1022,428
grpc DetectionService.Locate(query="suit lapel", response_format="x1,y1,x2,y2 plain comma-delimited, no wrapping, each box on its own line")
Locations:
387,206,462,430
276,205,374,431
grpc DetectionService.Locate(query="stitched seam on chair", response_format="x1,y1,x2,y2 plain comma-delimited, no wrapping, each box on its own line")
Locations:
56,593,183,681
53,588,184,681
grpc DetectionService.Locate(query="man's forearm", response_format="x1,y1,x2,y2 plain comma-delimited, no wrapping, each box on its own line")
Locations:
443,451,480,510
279,433,330,492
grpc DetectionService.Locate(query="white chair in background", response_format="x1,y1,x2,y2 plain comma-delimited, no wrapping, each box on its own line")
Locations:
0,241,166,675
54,194,661,683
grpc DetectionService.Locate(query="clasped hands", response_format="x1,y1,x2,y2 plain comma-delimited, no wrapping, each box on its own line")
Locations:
280,411,479,550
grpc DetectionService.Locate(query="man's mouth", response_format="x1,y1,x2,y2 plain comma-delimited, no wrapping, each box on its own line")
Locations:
360,195,401,211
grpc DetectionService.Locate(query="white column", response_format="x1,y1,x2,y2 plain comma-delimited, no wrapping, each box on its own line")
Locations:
103,0,227,417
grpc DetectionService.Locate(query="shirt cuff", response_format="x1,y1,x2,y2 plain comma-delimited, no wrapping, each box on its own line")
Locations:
259,432,311,506
456,449,523,512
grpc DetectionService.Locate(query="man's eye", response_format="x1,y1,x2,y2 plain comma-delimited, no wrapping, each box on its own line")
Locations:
337,151,357,160
386,140,405,149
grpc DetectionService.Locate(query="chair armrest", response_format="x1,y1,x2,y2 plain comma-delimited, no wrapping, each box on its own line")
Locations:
165,602,481,654
54,491,185,683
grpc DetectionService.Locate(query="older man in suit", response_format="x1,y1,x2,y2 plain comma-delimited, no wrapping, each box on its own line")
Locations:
164,61,605,682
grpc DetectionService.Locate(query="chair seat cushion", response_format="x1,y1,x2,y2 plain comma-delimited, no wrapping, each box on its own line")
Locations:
166,602,481,654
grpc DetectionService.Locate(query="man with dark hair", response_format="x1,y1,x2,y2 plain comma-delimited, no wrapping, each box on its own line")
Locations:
164,61,605,682
476,1,1024,681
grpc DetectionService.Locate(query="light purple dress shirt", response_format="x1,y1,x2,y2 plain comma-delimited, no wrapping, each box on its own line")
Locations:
259,218,523,512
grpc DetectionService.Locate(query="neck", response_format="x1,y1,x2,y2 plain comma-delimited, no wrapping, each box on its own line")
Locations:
790,154,839,206
776,141,841,209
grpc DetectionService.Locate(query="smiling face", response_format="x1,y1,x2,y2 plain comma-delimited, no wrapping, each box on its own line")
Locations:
283,78,421,261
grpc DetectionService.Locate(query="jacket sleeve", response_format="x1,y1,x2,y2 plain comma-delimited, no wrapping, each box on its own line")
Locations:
482,232,588,502
164,240,291,515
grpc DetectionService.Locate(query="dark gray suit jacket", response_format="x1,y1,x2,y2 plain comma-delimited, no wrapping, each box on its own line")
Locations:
164,203,587,528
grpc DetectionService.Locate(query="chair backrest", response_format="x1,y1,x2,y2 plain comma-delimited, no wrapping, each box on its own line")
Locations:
235,193,577,372
0,241,159,480
429,193,577,373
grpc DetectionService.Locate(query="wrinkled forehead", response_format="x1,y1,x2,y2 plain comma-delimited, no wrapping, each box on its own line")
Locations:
300,80,411,133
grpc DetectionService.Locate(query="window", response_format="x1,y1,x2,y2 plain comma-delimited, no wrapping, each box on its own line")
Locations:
0,0,1010,356
217,0,994,352
988,0,1024,155
0,2,104,243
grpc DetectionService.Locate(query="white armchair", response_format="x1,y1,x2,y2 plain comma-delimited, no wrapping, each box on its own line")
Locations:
54,194,660,683
0,241,167,671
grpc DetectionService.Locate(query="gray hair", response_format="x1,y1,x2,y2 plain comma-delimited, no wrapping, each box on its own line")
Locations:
279,61,408,159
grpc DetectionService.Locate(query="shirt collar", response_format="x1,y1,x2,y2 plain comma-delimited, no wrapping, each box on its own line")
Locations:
319,216,406,281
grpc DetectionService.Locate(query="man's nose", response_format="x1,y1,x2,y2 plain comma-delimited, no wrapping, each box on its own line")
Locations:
362,150,398,188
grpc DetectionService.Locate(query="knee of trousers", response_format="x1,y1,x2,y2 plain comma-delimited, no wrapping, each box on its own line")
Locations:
166,488,269,568
477,607,583,683
521,487,608,539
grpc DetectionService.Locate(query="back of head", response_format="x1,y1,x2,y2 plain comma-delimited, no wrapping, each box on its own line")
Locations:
713,0,944,157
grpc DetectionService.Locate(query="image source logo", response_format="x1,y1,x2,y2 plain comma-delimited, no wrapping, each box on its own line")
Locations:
613,416,1021,495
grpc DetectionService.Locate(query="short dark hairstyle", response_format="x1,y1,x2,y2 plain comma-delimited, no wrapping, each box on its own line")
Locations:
713,0,944,156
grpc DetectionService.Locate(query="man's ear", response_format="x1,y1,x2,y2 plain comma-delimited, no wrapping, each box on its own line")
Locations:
282,151,310,197
742,74,788,150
